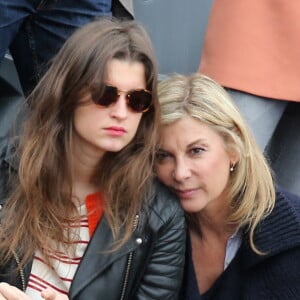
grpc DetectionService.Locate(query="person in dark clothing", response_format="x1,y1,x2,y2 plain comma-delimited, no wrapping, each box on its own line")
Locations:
155,73,300,300
0,0,113,96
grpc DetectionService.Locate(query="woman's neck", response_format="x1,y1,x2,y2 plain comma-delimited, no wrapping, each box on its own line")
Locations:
72,180,99,206
192,204,237,241
71,151,102,205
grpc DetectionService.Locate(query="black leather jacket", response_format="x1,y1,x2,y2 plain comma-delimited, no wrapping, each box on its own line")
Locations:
0,139,186,299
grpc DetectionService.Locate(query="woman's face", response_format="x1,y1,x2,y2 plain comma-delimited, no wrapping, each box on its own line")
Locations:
73,59,146,160
155,116,236,214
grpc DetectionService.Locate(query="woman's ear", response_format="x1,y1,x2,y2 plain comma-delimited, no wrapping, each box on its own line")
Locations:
229,149,239,168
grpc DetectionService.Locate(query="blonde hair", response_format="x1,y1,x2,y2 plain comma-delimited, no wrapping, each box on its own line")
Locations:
158,73,275,253
0,18,159,267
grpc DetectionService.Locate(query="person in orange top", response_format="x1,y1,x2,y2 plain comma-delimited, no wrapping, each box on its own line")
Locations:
199,0,300,195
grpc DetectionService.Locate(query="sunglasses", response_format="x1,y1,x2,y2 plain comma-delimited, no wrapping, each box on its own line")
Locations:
91,84,152,113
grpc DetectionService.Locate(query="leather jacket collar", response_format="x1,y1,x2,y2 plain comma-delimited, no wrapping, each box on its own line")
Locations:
70,215,142,298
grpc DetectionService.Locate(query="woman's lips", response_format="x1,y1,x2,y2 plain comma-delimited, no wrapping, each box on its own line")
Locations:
105,126,126,136
174,188,199,199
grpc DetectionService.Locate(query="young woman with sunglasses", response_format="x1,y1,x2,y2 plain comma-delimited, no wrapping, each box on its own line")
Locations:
0,18,185,300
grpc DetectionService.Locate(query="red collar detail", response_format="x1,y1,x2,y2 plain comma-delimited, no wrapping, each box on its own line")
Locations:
85,192,104,237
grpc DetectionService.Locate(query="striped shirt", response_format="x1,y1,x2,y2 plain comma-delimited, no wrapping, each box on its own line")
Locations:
25,192,103,299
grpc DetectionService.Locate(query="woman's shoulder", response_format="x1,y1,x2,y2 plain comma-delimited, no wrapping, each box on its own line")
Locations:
143,179,184,223
276,188,300,218
148,179,181,207
241,188,300,271
0,136,19,168
0,138,9,160
253,188,300,253
263,188,300,239
0,137,19,204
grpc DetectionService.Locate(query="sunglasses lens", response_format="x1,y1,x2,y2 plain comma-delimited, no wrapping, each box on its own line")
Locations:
92,85,118,106
128,90,152,112
91,85,152,112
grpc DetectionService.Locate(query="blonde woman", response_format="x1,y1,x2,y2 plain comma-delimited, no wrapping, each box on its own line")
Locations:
155,73,300,299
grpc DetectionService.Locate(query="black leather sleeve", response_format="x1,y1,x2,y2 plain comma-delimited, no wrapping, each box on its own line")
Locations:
133,182,186,300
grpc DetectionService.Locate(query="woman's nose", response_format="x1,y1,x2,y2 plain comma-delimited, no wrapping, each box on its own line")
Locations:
172,159,191,182
110,94,128,119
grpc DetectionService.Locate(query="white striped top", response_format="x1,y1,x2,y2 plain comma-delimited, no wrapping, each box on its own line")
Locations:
25,205,90,299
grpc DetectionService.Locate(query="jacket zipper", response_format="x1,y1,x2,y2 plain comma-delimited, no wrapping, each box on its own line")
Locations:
120,214,139,300
13,250,26,292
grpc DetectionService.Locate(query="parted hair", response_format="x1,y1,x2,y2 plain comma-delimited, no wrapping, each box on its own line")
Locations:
0,18,159,267
157,73,276,253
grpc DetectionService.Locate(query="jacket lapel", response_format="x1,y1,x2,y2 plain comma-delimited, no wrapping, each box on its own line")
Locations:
69,215,139,298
